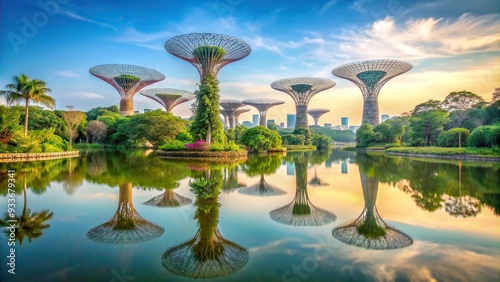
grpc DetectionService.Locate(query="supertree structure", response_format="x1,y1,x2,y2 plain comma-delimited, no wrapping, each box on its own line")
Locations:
87,183,164,244
89,64,165,116
331,60,412,126
222,165,246,193
219,99,244,129
331,172,413,250
308,166,329,187
239,154,286,197
269,153,336,226
234,106,251,127
242,98,285,126
140,88,195,113
271,77,336,128
165,33,251,144
219,108,229,129
143,188,192,208
308,108,330,126
162,169,249,278
239,175,286,197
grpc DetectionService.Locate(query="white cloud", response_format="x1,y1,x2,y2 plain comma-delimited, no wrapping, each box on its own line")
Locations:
61,10,118,31
331,13,500,60
82,92,105,99
55,70,79,78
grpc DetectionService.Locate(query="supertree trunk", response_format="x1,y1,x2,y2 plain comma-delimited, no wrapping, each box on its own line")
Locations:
295,105,308,128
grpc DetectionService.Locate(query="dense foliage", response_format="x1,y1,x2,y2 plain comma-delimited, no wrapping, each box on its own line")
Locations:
189,74,226,145
240,126,282,151
356,91,499,150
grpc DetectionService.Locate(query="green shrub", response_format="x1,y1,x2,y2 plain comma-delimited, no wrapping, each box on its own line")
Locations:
281,134,305,145
356,124,379,148
210,141,240,151
468,125,500,147
240,126,282,151
437,128,469,147
312,133,332,150
175,131,193,142
293,127,312,145
159,140,186,151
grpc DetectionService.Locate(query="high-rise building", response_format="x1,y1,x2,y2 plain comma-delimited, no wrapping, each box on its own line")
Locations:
267,119,275,127
341,117,348,128
287,114,296,128
242,121,252,127
252,114,259,127
381,114,390,122
324,123,332,128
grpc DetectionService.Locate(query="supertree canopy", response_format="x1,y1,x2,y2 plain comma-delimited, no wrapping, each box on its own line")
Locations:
143,188,192,208
89,64,165,116
165,33,251,144
87,183,165,244
271,77,336,128
219,99,244,129
140,88,195,113
331,172,413,250
331,59,412,126
308,108,330,126
269,153,336,226
165,33,251,80
162,168,249,278
242,98,285,126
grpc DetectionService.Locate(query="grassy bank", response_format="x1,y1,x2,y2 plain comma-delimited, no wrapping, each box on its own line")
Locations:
386,146,500,157
283,145,317,151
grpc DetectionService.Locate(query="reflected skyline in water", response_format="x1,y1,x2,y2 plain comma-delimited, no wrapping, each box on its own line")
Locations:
0,149,498,281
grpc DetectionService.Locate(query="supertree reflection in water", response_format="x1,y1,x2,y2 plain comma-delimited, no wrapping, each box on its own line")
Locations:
269,153,336,226
332,172,413,250
143,188,192,208
87,183,164,244
162,168,249,278
239,154,286,197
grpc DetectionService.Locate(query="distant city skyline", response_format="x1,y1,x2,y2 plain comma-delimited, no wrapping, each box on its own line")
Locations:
1,0,498,125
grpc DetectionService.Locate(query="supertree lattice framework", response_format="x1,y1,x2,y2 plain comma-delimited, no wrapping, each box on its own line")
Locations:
143,189,192,208
219,99,244,129
165,33,251,80
269,161,336,226
242,98,285,126
331,172,413,250
162,228,249,278
162,178,249,279
238,175,287,197
271,77,336,128
308,108,330,126
331,60,412,126
89,64,165,116
86,183,164,244
234,106,251,127
140,88,195,113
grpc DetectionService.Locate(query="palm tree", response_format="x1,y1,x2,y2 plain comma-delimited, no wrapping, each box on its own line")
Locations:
0,178,54,246
0,74,55,137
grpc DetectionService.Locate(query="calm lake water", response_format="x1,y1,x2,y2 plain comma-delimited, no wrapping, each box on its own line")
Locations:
0,149,499,282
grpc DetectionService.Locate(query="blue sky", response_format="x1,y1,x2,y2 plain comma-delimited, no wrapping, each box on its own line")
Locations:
1,0,499,125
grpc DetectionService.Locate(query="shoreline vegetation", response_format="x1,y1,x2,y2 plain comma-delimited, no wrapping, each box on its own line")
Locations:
343,146,500,162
